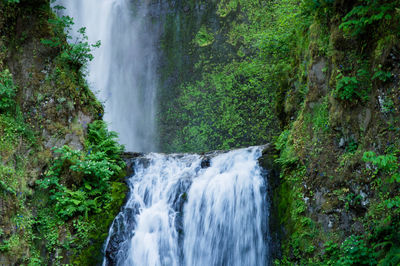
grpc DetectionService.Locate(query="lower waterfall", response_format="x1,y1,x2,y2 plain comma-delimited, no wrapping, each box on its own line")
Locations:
103,146,270,266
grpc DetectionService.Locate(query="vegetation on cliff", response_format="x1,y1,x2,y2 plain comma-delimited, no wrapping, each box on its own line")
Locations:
0,0,126,264
158,0,400,264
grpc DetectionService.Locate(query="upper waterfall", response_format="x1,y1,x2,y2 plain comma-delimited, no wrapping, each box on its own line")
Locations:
55,0,159,152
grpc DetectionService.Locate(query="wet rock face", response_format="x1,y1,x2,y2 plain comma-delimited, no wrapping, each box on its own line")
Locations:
258,144,282,262
200,157,211,168
308,59,328,102
104,205,140,264
305,184,370,236
122,152,145,176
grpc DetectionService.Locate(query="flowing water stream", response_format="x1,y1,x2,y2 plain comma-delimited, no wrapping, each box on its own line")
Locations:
103,147,270,266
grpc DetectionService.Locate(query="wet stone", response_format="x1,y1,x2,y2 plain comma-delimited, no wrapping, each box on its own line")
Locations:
0,254,11,266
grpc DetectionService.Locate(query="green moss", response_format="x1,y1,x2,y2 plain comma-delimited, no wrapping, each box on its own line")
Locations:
274,128,320,263
374,34,397,62
304,98,330,134
72,181,127,265
160,0,302,152
194,25,215,47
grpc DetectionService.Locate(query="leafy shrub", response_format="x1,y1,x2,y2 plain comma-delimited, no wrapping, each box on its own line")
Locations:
345,138,358,153
335,73,359,100
375,244,400,265
41,14,100,71
338,236,376,265
40,15,73,48
363,151,400,183
36,121,124,220
340,0,396,36
335,68,370,101
372,69,392,82
0,69,16,112
322,236,376,265
60,27,101,68
86,120,124,164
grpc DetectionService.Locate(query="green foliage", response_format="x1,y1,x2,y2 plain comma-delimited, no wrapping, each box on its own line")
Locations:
194,26,214,47
335,72,359,100
72,217,96,250
274,128,319,264
339,236,376,265
216,0,238,17
86,120,125,164
163,60,279,152
301,0,334,17
380,96,395,114
335,67,371,101
345,138,359,153
363,151,400,183
36,121,124,220
34,208,63,252
324,236,376,265
41,13,100,71
0,165,17,195
303,99,330,135
0,234,20,253
372,69,392,82
32,120,126,263
360,150,400,263
72,180,126,265
276,164,317,263
0,2,120,264
275,130,298,167
161,0,301,152
60,27,101,68
340,0,397,36
375,244,400,265
323,240,340,264
0,69,16,112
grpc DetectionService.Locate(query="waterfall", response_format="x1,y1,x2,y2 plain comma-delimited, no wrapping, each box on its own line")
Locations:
56,2,272,264
55,0,159,152
103,146,270,266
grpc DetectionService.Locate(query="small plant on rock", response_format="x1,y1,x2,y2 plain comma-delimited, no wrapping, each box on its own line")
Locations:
0,69,16,112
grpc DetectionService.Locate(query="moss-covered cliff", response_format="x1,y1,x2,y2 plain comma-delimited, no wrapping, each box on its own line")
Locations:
0,0,126,264
157,0,282,152
272,1,400,264
158,0,400,264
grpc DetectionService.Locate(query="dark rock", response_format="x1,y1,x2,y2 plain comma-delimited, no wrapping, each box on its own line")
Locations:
121,151,144,160
258,144,282,263
200,157,211,168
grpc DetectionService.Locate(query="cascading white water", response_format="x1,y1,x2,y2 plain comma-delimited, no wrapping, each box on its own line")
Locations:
183,149,268,266
55,0,159,152
55,2,271,264
103,147,270,266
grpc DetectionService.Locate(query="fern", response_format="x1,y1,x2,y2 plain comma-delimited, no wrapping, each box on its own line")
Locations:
36,120,125,220
340,0,396,36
